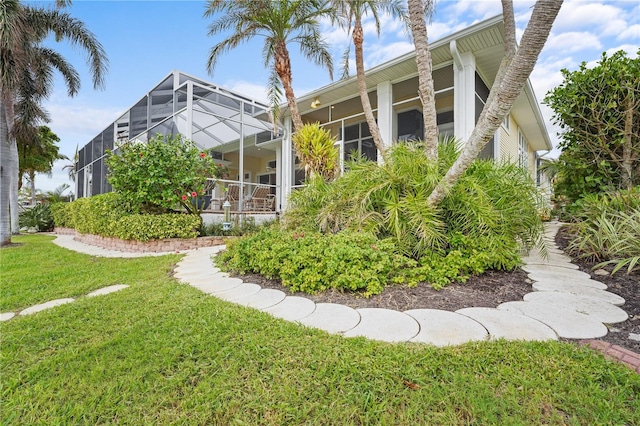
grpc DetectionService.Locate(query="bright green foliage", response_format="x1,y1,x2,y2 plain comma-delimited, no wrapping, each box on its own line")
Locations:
220,141,542,292
287,140,543,259
106,134,219,214
217,227,411,296
567,187,640,274
291,122,339,180
50,193,199,241
544,50,640,202
18,126,66,189
113,214,201,241
18,204,54,231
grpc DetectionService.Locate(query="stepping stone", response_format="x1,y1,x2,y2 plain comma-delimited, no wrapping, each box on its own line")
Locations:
343,308,420,343
192,278,243,294
175,272,217,283
529,274,606,289
19,298,75,316
298,303,361,334
216,283,262,302
0,312,15,321
532,281,624,305
86,284,129,297
456,307,557,341
522,254,572,264
525,266,591,280
497,301,608,339
523,261,579,270
209,272,232,281
405,309,488,346
236,289,287,310
522,292,628,323
263,296,317,321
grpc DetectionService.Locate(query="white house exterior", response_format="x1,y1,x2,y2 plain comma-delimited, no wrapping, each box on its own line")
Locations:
76,15,551,214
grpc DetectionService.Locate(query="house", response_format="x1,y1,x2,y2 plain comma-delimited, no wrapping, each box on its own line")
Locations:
75,14,551,214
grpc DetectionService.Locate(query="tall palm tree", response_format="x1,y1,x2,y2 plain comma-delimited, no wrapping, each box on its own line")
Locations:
204,0,333,133
332,0,407,156
62,144,78,182
407,0,438,159
0,0,107,245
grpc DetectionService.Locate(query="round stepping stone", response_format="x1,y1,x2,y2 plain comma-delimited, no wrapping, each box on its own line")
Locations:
522,292,628,323
1,312,16,321
209,272,231,281
405,309,488,346
528,274,606,289
497,301,608,339
236,289,286,310
86,284,129,297
343,308,420,342
19,298,75,316
522,254,572,264
215,283,262,302
531,281,625,305
298,303,361,334
192,277,243,294
525,266,591,280
456,307,557,341
523,261,579,270
264,296,317,321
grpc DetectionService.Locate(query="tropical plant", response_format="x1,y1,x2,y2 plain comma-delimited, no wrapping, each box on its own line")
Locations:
106,134,217,215
204,0,333,133
332,0,407,154
291,122,339,181
62,144,78,182
18,203,54,232
44,183,71,203
18,126,67,205
0,0,108,246
544,50,640,202
567,188,640,275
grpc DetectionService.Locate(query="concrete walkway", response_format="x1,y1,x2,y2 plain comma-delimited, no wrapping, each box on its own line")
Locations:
4,226,636,371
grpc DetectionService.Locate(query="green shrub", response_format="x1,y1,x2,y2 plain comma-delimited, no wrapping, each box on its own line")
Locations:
18,204,54,232
203,216,266,237
50,202,73,228
114,214,201,241
73,193,137,236
568,187,640,274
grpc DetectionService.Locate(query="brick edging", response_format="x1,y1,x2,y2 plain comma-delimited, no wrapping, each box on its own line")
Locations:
579,340,640,374
54,228,227,253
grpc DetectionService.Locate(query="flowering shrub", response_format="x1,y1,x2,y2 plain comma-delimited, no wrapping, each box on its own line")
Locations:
107,134,217,214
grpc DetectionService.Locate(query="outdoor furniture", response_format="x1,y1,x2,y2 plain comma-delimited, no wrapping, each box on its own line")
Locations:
212,183,240,210
245,185,273,211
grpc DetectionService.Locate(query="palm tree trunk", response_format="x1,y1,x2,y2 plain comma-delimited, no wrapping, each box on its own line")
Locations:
275,41,303,133
353,19,385,156
29,170,37,206
427,0,563,207
10,132,20,234
621,94,634,189
0,98,12,245
408,0,438,159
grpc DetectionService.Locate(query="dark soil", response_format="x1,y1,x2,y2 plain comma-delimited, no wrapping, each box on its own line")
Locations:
230,225,639,353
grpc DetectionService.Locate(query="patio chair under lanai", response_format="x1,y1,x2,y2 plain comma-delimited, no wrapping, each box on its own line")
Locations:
245,185,274,211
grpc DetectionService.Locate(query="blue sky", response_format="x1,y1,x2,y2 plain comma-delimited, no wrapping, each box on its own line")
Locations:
28,0,640,194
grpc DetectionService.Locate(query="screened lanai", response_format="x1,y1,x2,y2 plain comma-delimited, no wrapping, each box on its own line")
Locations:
76,71,282,212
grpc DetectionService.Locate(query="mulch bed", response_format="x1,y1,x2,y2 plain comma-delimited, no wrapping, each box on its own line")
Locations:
230,225,639,353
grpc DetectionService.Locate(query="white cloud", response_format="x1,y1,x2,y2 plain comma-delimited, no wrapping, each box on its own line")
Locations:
222,80,269,104
544,31,603,53
604,44,639,58
451,0,502,20
364,41,415,68
617,24,640,41
554,1,629,38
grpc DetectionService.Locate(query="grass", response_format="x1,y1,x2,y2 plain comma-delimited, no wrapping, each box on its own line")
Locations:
1,235,639,424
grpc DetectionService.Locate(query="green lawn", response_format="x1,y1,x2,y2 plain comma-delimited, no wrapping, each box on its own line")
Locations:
1,235,638,424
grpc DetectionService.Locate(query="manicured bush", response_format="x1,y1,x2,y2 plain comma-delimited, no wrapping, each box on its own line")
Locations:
73,193,137,236
50,202,73,228
114,214,201,241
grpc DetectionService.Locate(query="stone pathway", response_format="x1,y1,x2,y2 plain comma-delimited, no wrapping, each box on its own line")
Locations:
172,222,629,348
6,229,636,372
0,285,129,321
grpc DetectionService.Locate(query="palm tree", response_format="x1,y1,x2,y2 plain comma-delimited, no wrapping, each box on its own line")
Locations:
204,0,333,133
0,0,107,245
332,0,407,156
62,144,78,182
407,0,438,159
425,0,563,206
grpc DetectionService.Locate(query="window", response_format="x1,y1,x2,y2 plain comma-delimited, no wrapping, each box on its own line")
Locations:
518,130,528,169
502,114,510,132
342,122,377,162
